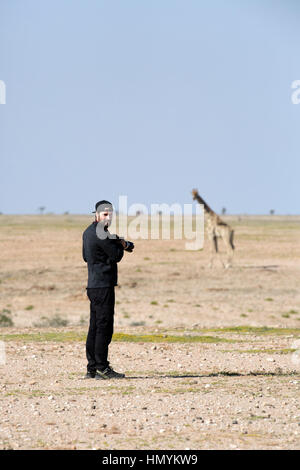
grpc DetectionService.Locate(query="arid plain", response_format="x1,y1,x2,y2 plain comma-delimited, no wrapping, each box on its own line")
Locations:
0,214,300,449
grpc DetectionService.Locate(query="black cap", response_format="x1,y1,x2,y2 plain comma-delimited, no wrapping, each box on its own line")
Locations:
92,200,113,213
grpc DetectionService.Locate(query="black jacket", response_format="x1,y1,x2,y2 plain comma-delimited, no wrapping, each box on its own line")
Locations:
82,222,124,288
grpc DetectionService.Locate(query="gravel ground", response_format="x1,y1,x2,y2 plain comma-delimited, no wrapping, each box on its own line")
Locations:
1,215,300,449
1,327,300,450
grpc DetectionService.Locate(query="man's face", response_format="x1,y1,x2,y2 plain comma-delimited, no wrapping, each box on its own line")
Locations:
97,210,113,227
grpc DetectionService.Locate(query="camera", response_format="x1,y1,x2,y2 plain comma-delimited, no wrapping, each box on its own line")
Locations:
113,235,134,253
124,240,134,252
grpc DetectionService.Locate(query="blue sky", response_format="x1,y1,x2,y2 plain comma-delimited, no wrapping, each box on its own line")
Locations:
0,0,299,214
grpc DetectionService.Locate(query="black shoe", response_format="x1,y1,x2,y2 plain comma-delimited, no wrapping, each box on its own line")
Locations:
83,371,96,379
95,366,125,380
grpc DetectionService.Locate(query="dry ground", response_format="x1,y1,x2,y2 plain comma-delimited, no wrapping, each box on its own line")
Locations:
0,214,300,450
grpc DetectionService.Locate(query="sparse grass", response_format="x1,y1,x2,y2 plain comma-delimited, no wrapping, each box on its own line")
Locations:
198,326,300,336
150,301,158,305
25,305,34,311
5,389,47,397
65,385,136,396
126,369,299,378
220,348,296,355
153,386,201,395
2,326,300,344
249,414,270,420
265,298,274,302
65,386,101,395
35,440,48,448
0,330,236,344
0,330,85,343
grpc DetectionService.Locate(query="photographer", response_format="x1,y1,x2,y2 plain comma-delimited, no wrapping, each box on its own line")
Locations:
82,200,134,379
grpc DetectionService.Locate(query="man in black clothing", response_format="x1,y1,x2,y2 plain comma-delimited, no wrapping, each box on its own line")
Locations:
82,200,134,379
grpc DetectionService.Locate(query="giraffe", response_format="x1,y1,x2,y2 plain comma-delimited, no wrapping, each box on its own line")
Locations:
192,189,235,268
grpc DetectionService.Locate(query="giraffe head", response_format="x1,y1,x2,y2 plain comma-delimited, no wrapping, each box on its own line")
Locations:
191,188,199,200
191,190,213,214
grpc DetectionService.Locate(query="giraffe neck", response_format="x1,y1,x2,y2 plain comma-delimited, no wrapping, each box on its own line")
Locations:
194,194,215,215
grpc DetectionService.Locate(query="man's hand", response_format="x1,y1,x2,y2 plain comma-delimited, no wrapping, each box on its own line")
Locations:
120,239,134,252
125,241,134,252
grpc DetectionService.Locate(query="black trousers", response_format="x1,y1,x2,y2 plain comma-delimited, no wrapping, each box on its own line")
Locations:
86,287,115,372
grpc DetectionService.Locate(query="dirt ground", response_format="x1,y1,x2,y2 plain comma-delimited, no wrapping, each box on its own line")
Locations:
0,214,300,450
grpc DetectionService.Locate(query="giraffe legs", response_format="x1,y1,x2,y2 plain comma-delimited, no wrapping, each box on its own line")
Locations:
207,235,215,268
207,227,234,269
208,234,220,268
207,232,234,268
225,250,234,269
221,233,234,269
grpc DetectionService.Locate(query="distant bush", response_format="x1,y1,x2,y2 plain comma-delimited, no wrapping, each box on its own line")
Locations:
79,315,88,325
34,314,69,328
0,309,14,327
129,321,146,327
